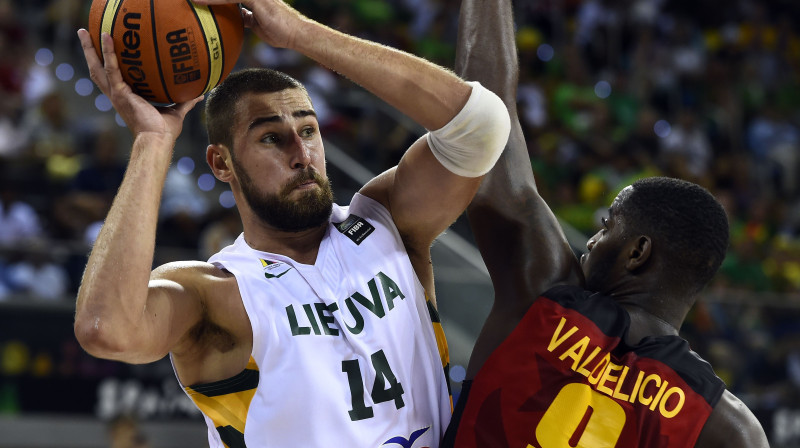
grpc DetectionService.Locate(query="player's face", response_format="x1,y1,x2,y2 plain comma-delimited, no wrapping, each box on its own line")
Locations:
580,187,632,294
229,89,333,232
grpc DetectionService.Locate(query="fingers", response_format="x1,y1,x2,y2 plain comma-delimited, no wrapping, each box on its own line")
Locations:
78,28,109,93
78,29,130,99
173,95,205,118
200,2,254,29
98,32,129,95
241,8,255,29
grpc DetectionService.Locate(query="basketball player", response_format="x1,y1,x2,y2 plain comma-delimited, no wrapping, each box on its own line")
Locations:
73,0,510,446
442,0,769,446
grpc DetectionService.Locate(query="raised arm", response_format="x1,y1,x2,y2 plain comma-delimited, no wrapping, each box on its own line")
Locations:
73,31,206,363
195,0,510,299
196,0,472,131
456,0,583,378
459,0,582,306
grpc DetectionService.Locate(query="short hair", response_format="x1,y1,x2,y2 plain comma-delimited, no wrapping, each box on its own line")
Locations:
617,177,729,295
205,68,307,149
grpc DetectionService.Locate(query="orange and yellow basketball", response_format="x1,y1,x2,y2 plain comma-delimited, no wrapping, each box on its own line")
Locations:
88,0,244,104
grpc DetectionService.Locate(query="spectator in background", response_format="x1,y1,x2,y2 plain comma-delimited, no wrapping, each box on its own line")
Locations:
50,128,125,242
746,103,800,199
619,106,660,169
0,179,43,247
0,97,29,158
22,90,81,183
0,0,30,158
0,0,26,100
3,244,70,301
42,0,83,58
107,415,151,448
156,166,210,251
199,208,242,260
718,233,771,292
71,127,126,197
783,199,800,239
659,108,712,181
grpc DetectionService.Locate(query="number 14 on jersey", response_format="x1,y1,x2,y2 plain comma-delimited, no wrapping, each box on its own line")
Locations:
342,349,405,421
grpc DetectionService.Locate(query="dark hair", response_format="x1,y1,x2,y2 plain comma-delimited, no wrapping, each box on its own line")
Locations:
205,68,307,149
618,177,729,295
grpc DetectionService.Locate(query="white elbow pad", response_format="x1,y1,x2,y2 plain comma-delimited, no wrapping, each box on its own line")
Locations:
426,81,511,177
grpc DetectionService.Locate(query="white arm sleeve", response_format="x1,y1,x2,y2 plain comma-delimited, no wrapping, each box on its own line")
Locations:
425,81,511,178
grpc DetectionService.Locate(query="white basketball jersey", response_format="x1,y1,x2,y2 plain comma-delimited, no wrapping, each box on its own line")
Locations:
176,193,452,448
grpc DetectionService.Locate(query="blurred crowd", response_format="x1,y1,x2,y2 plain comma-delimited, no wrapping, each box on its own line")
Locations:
1,0,800,428
513,0,800,297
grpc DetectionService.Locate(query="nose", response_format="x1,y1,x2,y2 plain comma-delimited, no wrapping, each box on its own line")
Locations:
586,238,596,251
289,132,311,169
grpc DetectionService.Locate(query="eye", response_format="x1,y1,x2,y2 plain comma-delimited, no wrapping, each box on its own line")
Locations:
601,216,608,228
260,133,279,144
300,126,316,138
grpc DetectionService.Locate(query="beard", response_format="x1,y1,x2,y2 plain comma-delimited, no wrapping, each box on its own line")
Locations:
234,161,334,233
582,241,623,294
583,255,614,294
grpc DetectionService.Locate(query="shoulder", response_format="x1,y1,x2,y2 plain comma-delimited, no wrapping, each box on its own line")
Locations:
336,192,392,223
695,390,769,448
541,284,593,305
539,285,623,324
330,193,411,254
358,167,396,212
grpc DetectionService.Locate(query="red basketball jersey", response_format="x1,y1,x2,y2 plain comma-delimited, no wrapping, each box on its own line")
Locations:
446,285,725,448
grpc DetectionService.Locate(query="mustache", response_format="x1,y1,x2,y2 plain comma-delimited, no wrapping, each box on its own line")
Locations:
281,169,327,194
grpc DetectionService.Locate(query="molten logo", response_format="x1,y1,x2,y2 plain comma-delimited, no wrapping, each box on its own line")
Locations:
118,12,156,101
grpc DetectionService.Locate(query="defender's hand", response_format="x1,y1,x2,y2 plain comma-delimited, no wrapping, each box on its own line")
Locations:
77,29,203,142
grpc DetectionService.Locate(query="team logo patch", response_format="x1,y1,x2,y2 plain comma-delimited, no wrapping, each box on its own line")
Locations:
382,426,430,448
259,258,292,279
334,214,374,245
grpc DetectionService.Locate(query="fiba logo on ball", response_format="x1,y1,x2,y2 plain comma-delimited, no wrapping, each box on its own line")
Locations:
164,28,202,85
88,0,244,104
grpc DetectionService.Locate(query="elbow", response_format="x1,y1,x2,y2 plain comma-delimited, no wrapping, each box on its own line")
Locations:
74,310,165,364
74,310,140,361
428,85,511,178
74,314,120,359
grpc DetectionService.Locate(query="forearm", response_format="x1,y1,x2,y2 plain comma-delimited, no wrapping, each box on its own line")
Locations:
290,20,471,131
457,0,534,208
459,0,581,295
75,134,173,353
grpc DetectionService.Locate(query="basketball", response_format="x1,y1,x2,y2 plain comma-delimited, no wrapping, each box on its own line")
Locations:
87,0,244,105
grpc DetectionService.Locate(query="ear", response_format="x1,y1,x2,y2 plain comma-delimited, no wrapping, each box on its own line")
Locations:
207,144,234,182
625,235,651,271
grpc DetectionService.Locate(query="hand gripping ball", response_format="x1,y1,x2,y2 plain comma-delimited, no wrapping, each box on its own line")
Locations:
88,0,244,104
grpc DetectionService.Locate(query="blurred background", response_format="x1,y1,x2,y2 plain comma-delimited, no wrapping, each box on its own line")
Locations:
1,0,799,446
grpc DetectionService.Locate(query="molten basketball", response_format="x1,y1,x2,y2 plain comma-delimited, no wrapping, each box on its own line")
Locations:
88,0,244,104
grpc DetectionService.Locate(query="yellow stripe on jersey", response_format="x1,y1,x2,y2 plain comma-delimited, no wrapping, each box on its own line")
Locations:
426,294,453,410
185,357,259,448
189,2,224,95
